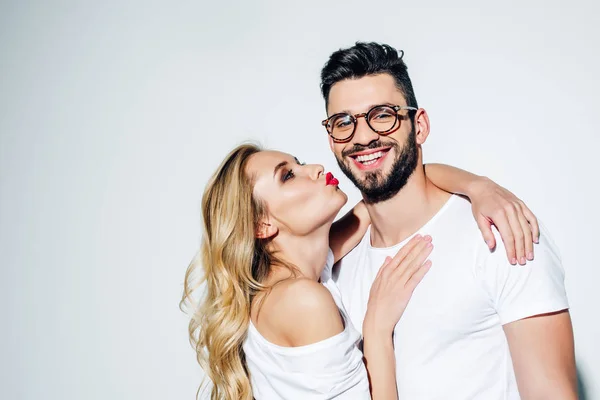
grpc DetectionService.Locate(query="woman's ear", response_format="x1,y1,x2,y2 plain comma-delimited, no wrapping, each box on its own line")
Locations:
256,221,278,239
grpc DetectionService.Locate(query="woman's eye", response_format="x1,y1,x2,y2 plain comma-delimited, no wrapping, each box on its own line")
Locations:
283,169,295,181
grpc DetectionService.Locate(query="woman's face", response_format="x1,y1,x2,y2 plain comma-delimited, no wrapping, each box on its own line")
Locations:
247,150,348,238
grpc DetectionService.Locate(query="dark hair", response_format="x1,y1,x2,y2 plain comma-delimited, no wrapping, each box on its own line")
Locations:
320,42,418,111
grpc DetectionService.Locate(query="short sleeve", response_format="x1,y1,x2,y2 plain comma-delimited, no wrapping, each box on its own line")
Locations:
476,223,569,325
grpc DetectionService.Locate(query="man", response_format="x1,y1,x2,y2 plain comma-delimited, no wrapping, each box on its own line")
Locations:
321,42,576,399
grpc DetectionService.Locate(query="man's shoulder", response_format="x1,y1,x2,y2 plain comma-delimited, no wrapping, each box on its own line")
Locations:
423,195,484,249
477,220,562,269
438,194,481,227
336,196,484,260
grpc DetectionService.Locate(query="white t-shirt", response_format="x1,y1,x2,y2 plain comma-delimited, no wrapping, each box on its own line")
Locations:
243,250,371,400
333,194,569,400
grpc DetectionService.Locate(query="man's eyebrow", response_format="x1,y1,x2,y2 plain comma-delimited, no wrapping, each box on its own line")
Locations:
336,102,396,115
273,161,288,178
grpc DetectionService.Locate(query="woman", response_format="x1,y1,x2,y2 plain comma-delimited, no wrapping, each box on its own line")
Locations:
181,144,538,400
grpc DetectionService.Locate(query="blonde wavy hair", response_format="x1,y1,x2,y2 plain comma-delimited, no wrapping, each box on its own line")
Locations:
181,143,292,399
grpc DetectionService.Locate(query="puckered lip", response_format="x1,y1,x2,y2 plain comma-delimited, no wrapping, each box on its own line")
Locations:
325,172,339,186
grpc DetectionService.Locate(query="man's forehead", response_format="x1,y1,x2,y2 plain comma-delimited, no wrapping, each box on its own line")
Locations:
327,74,405,114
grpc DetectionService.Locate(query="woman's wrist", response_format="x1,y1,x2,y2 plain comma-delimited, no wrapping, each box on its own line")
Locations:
363,333,394,354
464,175,492,198
362,318,394,357
363,313,394,340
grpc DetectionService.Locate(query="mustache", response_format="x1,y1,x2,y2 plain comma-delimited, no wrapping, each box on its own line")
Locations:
341,140,398,158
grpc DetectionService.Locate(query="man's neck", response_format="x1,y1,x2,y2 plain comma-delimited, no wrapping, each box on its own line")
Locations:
365,166,451,248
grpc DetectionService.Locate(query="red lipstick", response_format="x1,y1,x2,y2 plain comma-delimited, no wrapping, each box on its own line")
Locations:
326,172,339,186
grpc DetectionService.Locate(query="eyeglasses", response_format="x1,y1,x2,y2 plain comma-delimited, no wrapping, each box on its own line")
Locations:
322,104,417,143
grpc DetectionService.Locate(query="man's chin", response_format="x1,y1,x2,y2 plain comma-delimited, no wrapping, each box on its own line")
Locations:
349,173,388,192
361,180,387,192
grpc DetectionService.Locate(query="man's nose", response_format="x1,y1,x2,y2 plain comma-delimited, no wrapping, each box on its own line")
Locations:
352,116,380,146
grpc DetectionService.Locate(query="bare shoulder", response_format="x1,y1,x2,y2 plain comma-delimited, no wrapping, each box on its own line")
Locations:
265,278,344,346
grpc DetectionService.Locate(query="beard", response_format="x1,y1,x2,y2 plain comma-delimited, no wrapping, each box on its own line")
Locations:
335,127,419,204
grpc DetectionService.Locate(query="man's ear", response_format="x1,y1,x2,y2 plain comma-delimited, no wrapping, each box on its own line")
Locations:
256,221,278,239
414,108,431,145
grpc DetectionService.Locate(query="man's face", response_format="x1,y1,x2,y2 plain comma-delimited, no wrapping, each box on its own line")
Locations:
326,74,420,203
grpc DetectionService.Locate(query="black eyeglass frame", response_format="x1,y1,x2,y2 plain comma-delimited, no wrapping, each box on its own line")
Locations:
322,104,418,143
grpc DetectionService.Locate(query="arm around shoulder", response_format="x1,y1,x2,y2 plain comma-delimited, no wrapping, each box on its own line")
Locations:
329,200,370,264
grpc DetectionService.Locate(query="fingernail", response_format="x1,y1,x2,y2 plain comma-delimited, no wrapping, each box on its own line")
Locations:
534,236,540,244
423,235,432,241
426,242,433,248
519,257,526,265
486,239,494,248
415,234,422,239
511,258,517,265
527,252,534,260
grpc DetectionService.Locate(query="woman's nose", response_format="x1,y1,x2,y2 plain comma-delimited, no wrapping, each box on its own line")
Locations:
304,163,324,180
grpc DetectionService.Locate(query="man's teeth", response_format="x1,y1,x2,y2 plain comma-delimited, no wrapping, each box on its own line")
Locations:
356,151,384,165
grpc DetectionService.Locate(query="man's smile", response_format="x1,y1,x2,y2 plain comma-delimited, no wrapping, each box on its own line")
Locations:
348,147,392,170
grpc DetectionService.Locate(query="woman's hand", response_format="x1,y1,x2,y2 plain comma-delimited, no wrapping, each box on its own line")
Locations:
468,177,539,266
362,235,432,400
363,235,433,337
424,164,540,266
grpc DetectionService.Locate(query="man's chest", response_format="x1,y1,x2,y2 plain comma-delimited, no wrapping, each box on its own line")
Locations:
334,243,499,342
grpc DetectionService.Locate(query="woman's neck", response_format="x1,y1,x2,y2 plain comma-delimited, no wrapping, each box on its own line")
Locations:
269,227,331,281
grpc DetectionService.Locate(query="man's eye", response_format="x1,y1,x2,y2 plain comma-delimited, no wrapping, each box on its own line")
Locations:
283,169,295,181
372,112,393,120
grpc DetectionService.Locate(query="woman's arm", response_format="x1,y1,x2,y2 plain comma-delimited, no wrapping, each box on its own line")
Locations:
425,164,540,265
330,165,541,267
425,163,486,197
363,332,396,400
329,200,370,264
363,235,433,400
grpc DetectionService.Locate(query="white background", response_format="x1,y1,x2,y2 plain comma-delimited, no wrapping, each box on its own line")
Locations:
1,1,598,399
